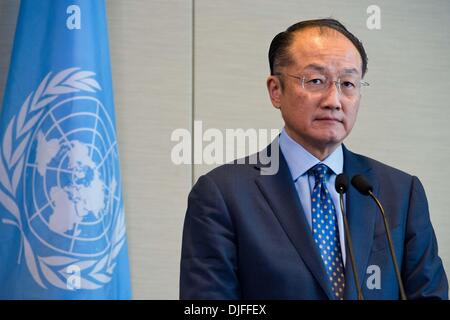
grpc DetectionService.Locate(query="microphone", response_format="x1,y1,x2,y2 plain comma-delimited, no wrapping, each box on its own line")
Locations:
351,174,407,300
335,174,363,300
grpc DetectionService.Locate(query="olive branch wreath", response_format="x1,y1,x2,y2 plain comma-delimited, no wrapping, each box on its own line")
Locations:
0,68,126,290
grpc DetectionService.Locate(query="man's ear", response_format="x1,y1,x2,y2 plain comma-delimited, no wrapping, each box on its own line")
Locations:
267,75,282,109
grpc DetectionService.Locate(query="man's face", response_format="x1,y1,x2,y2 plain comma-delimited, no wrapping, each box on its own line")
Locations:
267,28,364,159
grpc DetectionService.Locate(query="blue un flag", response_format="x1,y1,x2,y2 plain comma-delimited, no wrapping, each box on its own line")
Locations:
0,0,131,299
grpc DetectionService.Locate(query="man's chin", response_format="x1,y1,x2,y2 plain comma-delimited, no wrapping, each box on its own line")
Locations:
285,128,346,151
314,130,346,145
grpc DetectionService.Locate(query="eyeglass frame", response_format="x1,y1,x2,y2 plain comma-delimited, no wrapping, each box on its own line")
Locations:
274,73,369,97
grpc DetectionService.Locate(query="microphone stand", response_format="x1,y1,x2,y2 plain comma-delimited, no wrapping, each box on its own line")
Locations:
368,190,407,300
338,189,363,300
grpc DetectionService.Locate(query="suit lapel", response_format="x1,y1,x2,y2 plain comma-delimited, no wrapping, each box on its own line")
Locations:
342,146,378,300
254,145,335,300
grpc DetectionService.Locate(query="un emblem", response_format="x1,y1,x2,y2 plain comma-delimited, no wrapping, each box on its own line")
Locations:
0,68,127,290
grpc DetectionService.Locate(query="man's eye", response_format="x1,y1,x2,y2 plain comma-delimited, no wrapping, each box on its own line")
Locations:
342,81,356,88
307,79,324,85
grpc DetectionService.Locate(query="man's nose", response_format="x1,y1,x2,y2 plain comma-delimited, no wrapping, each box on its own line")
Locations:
321,81,342,110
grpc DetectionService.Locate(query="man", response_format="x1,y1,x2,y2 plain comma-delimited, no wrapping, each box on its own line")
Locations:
180,19,448,299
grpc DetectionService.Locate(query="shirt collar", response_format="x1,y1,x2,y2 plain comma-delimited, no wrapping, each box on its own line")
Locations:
279,127,343,181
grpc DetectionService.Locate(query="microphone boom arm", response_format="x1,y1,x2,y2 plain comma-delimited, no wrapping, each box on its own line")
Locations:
339,191,364,300
368,190,407,300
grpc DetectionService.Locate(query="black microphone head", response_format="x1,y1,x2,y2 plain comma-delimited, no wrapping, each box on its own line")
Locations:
351,174,373,195
335,174,349,193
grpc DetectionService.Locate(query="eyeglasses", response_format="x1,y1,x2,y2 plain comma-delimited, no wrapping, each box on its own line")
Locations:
276,73,369,97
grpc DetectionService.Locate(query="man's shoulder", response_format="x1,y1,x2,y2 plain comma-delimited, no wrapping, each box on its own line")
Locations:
189,157,265,202
345,147,416,182
202,157,261,181
202,142,281,182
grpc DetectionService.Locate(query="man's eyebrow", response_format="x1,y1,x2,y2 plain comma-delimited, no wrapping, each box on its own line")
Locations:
302,64,359,75
342,68,359,74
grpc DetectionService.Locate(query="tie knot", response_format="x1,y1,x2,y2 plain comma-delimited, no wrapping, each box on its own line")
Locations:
310,163,331,183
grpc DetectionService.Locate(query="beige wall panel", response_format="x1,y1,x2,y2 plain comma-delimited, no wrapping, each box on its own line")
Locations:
107,0,192,299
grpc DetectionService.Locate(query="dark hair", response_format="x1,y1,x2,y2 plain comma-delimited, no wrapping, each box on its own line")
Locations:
268,18,368,77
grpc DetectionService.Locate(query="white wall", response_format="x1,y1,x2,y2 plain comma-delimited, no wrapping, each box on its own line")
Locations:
0,0,449,299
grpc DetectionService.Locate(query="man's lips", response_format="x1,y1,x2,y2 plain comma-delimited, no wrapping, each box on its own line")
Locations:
314,117,343,123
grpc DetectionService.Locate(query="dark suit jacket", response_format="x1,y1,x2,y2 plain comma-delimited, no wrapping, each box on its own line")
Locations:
180,143,448,299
